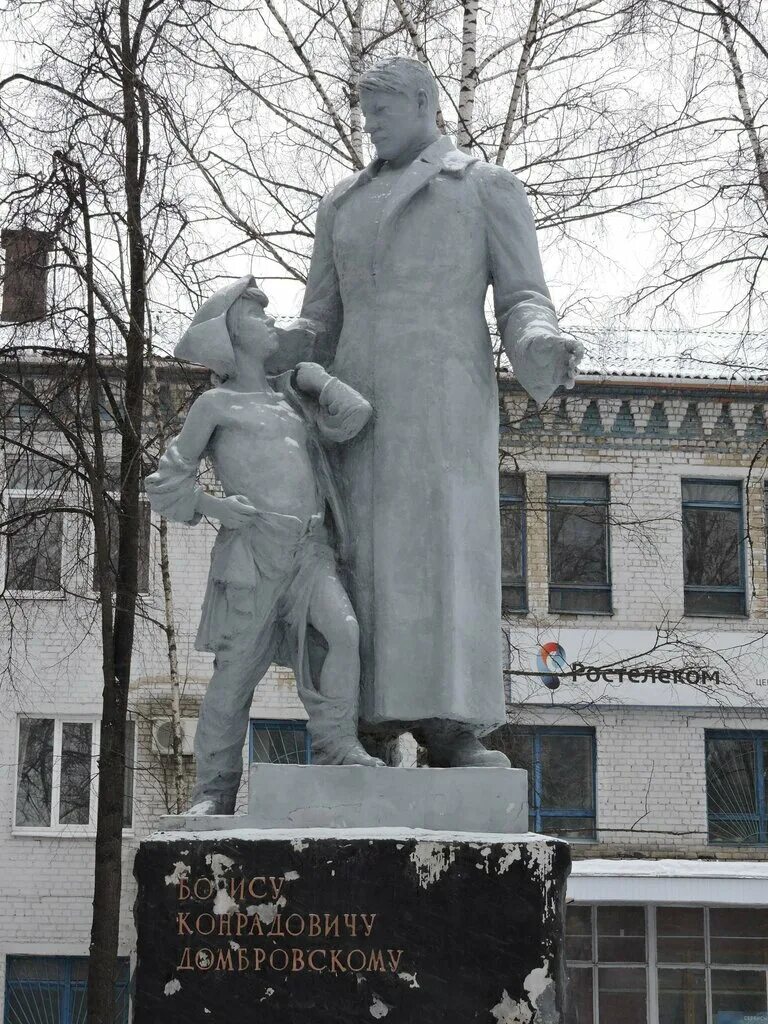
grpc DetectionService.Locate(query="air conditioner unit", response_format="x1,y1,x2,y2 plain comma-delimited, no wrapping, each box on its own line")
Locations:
152,718,197,757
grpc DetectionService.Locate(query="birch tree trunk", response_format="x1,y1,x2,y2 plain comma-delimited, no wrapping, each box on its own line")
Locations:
145,351,185,814
457,0,480,151
495,0,542,166
717,4,768,208
348,0,365,166
392,0,447,132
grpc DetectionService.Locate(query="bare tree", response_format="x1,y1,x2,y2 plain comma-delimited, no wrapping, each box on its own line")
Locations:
0,2,229,1020
621,0,768,328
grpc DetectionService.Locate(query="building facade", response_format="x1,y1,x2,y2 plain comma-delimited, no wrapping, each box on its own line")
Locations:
2,342,768,1023
494,361,768,1024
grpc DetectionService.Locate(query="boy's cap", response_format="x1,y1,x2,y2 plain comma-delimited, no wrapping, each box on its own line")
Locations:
175,275,314,378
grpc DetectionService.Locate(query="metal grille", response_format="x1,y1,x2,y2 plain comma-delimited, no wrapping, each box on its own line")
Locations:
250,720,311,765
5,957,130,1024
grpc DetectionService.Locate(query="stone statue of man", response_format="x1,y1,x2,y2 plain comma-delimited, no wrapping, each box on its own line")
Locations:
300,57,583,767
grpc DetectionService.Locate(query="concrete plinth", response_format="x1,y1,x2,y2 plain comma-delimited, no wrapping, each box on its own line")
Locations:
161,764,528,833
134,827,570,1023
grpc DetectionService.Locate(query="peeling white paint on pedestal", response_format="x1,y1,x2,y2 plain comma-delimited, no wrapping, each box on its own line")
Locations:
497,846,522,874
398,972,419,989
164,861,190,886
490,989,533,1024
369,995,390,1018
206,853,238,915
489,961,554,1024
409,843,457,888
247,896,287,923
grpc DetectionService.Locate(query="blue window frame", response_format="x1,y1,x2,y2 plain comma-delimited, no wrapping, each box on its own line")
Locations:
4,956,130,1024
706,730,768,844
484,725,596,839
547,476,611,614
250,719,311,765
682,479,746,616
500,473,527,613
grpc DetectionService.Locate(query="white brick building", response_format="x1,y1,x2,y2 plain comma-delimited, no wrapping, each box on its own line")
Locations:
495,349,768,1024
2,341,768,1023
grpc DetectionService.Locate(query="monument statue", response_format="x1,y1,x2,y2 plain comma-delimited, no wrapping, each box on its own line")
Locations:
300,57,583,766
146,277,384,815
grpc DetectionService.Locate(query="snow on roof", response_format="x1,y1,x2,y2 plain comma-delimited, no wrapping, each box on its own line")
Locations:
4,321,767,383
571,858,768,880
569,327,768,383
569,856,768,905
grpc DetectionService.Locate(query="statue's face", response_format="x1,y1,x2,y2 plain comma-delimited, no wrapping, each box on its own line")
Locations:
361,88,426,161
229,297,278,361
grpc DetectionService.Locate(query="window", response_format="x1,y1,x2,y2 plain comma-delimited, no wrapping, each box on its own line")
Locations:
5,496,63,591
4,955,130,1024
500,474,527,612
548,476,611,613
92,496,151,594
682,480,745,616
706,731,768,844
250,719,311,765
14,717,135,832
566,904,768,1024
4,457,67,593
483,726,595,839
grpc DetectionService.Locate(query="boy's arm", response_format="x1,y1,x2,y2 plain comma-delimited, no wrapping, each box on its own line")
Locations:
146,394,261,529
293,361,372,443
145,396,214,525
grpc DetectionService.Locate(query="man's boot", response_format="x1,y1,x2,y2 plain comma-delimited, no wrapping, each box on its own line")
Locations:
424,721,511,768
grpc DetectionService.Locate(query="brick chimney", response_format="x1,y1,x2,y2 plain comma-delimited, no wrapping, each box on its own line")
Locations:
1,228,53,322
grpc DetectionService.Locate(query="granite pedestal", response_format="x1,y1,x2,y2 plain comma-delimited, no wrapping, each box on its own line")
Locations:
134,767,570,1023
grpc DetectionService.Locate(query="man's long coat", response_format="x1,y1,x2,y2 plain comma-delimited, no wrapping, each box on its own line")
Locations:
301,135,561,732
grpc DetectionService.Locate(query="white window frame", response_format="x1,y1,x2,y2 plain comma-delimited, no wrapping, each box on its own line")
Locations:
13,715,136,838
2,483,66,599
567,903,768,1024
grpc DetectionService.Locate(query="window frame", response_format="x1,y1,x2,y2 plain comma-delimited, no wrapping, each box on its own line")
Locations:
682,477,747,618
4,954,131,1024
249,718,312,766
547,474,612,615
13,715,136,837
566,903,768,1024
486,724,597,841
2,482,66,598
705,729,768,846
500,472,528,614
530,725,597,839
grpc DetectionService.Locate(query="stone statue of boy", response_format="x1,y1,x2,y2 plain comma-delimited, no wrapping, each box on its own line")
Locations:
146,276,383,815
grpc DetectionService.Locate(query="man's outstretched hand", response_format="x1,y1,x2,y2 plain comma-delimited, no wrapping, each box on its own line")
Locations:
562,336,585,390
508,333,585,406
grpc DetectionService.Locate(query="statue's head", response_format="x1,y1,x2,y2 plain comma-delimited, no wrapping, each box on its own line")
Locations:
359,57,439,161
225,286,279,364
176,275,314,381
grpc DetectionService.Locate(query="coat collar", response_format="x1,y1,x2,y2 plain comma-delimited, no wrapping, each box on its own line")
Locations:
332,136,478,210
331,137,479,264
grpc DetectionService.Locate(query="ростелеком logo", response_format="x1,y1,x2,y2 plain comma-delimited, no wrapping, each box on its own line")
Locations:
537,642,568,690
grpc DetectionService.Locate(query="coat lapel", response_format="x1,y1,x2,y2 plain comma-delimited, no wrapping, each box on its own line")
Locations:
375,157,442,260
331,160,381,209
375,137,478,265
332,138,479,269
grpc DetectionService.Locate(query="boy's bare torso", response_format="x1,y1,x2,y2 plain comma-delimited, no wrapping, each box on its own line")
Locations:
205,388,321,523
